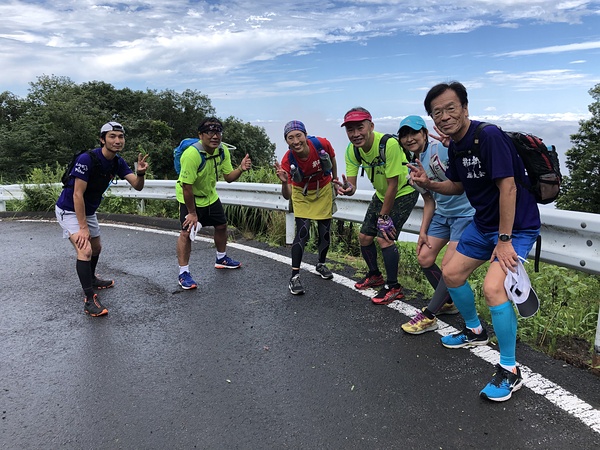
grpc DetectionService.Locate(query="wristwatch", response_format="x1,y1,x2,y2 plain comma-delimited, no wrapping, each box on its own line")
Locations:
379,214,390,220
499,233,512,242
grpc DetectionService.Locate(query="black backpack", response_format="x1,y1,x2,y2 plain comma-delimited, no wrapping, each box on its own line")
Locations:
353,134,413,182
457,122,562,204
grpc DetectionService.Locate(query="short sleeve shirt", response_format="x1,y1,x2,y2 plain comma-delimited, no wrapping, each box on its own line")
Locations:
446,121,540,232
175,143,234,207
55,147,133,214
345,131,414,201
420,140,475,218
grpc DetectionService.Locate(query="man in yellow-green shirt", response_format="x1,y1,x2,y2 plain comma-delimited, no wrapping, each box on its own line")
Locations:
175,117,251,289
334,107,418,305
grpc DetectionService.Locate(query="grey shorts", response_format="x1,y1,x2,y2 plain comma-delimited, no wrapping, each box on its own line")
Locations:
427,214,473,242
55,205,100,239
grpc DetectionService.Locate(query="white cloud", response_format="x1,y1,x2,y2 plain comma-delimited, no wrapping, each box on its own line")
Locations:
498,41,600,57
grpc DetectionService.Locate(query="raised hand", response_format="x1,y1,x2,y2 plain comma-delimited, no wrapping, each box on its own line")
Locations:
274,161,288,183
430,125,451,147
137,153,149,173
332,174,354,196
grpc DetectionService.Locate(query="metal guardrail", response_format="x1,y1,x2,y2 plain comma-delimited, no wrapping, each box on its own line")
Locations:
2,180,600,274
2,180,599,361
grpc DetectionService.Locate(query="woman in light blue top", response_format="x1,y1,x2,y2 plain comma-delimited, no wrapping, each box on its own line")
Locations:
398,115,475,335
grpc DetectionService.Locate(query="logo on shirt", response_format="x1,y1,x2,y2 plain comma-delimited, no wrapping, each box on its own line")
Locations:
462,156,486,179
74,162,89,176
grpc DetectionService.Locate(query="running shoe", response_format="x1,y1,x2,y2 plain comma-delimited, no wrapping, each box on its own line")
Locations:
178,271,198,290
354,272,385,290
92,276,114,290
480,365,523,402
289,275,305,295
401,310,438,334
84,294,108,317
215,255,241,269
315,263,334,280
371,284,404,305
441,327,489,349
437,302,460,315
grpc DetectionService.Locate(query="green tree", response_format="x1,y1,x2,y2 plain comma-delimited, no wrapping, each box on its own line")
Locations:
0,75,276,182
0,91,26,126
557,83,600,213
222,116,276,168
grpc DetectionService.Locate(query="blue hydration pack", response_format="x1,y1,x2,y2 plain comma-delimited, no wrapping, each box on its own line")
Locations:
174,138,225,175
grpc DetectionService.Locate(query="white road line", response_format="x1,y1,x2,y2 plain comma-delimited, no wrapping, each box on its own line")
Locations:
29,220,600,434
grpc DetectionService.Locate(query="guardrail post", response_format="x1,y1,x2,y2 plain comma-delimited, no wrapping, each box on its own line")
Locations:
594,305,600,368
286,212,295,245
0,186,6,212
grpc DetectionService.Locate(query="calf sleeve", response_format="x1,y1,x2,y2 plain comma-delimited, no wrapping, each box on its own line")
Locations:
490,301,518,367
447,281,480,329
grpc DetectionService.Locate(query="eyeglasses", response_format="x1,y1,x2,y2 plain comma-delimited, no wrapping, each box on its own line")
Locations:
204,130,222,137
430,104,461,120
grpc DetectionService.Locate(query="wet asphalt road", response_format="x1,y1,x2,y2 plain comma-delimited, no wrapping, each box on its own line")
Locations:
0,216,599,449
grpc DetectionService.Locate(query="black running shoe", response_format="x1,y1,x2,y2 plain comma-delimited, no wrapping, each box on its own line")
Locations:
92,276,114,290
84,294,108,317
289,275,305,295
315,263,334,280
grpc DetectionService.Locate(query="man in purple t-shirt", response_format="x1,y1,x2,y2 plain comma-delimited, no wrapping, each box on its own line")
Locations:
410,82,540,402
55,122,149,317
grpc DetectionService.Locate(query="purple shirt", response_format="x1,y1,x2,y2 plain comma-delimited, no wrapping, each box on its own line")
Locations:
56,147,133,214
446,121,540,233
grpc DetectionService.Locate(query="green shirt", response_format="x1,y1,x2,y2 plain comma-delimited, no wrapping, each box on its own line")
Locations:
345,131,414,201
175,143,234,207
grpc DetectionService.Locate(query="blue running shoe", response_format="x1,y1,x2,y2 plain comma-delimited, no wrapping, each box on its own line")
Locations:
215,255,241,269
480,365,523,402
441,327,489,349
178,271,197,290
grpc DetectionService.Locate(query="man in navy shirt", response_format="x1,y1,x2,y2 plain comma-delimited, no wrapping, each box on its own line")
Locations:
411,82,540,402
55,122,148,317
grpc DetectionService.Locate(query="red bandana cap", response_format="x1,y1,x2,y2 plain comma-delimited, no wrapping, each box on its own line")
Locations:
341,110,372,127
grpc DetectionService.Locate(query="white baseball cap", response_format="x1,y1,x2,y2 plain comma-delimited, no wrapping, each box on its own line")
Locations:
504,258,539,318
100,121,125,134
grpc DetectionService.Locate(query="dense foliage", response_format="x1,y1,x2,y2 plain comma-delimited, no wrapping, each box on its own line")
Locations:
0,75,276,182
557,83,600,213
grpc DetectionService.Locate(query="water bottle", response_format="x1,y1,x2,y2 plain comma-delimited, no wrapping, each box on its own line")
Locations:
290,164,303,183
319,150,332,173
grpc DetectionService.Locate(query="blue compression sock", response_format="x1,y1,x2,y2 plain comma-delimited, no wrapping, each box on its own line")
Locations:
447,281,481,330
490,301,518,368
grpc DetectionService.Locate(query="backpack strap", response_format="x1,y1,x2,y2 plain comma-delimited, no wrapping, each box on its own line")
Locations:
452,122,492,160
353,134,393,182
194,142,225,179
307,136,323,153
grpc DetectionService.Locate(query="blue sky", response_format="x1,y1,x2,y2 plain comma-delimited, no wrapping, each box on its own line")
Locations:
2,0,600,179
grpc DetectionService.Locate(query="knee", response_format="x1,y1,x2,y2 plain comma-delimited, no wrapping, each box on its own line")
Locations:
358,233,373,246
442,267,465,288
417,253,435,268
78,243,93,261
483,279,507,305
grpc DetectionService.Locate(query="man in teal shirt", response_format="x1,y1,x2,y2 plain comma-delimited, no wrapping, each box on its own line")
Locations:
334,107,418,304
